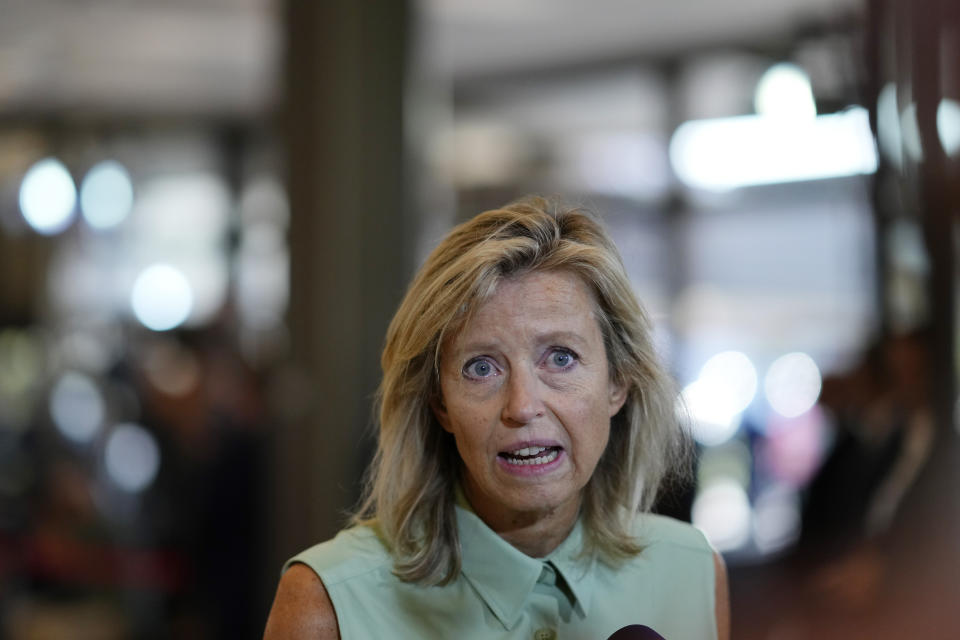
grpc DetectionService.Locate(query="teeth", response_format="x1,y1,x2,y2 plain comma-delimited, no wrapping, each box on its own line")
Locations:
504,448,559,466
511,446,547,456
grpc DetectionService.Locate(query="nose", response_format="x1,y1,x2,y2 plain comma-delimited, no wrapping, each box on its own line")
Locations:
501,366,545,426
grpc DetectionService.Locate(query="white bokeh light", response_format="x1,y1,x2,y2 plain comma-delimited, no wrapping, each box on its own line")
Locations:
131,264,194,331
876,83,903,168
692,479,752,552
937,98,960,157
681,380,740,446
49,371,104,443
754,62,817,120
19,158,77,235
900,103,923,162
682,351,758,446
670,108,877,191
105,423,160,493
133,174,230,247
764,352,822,418
80,160,134,229
128,174,230,326
700,351,758,411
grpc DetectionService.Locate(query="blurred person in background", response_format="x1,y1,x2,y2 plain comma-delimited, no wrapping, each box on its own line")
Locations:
798,328,935,608
263,197,730,639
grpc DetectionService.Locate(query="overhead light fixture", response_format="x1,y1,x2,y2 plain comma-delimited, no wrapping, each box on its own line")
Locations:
669,107,877,191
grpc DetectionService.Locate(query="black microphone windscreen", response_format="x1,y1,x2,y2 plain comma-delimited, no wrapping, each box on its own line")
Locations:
605,624,667,640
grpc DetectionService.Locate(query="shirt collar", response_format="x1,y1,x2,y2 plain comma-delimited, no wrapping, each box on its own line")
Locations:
545,515,595,617
454,493,596,630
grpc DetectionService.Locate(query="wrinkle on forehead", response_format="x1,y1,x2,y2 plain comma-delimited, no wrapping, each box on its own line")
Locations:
444,270,602,358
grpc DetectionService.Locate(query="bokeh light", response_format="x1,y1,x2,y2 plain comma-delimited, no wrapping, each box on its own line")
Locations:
19,158,77,235
236,174,291,336
0,329,43,398
670,107,877,191
682,350,757,446
900,102,923,162
178,259,229,327
131,264,194,331
764,352,822,418
759,408,828,487
937,98,960,157
143,339,202,397
0,329,45,432
80,160,134,229
876,83,903,168
754,62,816,120
239,174,290,227
692,478,752,552
133,173,230,247
752,484,801,554
104,423,160,493
129,174,230,326
698,440,753,489
49,371,105,444
700,351,758,409
56,330,116,375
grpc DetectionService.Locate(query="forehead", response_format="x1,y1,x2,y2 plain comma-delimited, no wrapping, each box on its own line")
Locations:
489,269,594,310
448,270,602,345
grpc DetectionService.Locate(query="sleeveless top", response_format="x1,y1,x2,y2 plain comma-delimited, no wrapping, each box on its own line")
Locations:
284,507,717,639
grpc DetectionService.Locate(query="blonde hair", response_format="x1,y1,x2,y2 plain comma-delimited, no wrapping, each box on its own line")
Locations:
353,196,690,585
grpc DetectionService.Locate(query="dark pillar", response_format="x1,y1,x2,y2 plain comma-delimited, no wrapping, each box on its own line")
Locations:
911,0,955,431
273,0,411,570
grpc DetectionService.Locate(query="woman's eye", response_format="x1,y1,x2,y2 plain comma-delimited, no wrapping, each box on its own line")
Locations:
547,349,576,369
464,359,496,379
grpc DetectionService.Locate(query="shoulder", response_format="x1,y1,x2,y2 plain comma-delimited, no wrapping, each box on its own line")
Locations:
264,525,393,640
630,513,729,640
264,564,340,639
285,524,393,587
620,513,716,591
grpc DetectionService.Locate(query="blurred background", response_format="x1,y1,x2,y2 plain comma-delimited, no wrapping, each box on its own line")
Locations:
0,0,958,638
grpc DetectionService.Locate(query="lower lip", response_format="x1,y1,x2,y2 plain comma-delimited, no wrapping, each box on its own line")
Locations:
496,449,565,477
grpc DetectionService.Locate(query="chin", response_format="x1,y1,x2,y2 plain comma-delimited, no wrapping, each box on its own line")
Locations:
500,483,579,515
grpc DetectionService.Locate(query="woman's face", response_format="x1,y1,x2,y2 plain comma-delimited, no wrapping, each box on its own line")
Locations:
434,270,626,530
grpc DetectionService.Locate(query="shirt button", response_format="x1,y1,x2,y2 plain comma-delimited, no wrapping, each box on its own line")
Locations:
534,629,556,640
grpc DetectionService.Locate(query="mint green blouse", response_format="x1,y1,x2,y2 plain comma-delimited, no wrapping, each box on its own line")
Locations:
285,507,717,639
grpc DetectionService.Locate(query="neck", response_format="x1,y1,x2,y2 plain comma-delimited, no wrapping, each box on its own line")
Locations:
464,486,580,558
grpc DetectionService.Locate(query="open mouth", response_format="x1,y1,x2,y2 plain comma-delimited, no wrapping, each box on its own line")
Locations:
498,445,561,466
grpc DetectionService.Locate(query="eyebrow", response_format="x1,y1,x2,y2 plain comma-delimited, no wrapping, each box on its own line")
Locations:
456,330,589,355
534,330,589,346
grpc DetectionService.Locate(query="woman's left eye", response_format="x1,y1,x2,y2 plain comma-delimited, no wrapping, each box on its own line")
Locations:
547,349,577,369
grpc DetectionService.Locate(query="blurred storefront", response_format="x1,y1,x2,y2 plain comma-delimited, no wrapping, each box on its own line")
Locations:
0,0,958,638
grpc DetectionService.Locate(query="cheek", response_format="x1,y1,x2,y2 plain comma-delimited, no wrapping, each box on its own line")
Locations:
443,397,494,447
571,397,614,455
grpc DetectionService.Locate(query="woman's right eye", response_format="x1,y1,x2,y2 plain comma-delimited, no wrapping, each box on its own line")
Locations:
463,358,497,379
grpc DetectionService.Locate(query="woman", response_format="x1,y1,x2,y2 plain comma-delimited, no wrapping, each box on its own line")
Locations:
264,198,730,639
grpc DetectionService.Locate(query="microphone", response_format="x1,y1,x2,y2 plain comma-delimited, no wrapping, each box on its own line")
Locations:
606,624,667,640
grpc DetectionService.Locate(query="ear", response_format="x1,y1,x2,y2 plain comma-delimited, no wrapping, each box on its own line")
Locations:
608,380,628,417
431,394,453,432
